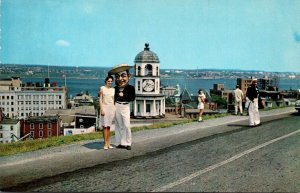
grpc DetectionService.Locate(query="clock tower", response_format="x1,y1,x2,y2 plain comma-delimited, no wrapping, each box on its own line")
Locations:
133,43,165,118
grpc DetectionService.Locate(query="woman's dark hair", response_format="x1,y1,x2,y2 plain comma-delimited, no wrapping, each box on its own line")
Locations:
105,75,114,83
198,89,203,94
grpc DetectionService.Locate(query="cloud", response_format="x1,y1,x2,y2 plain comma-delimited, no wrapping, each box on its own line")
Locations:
294,32,300,42
55,40,70,47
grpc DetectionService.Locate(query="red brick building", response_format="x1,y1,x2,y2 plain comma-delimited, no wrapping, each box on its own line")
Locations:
20,116,62,139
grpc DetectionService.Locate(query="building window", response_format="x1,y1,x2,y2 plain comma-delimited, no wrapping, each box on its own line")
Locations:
137,104,140,113
146,104,151,113
30,123,34,129
138,81,140,91
145,64,153,76
39,123,43,129
30,131,34,138
0,133,3,138
48,130,52,137
0,125,2,130
39,130,43,137
10,126,13,131
48,123,52,129
138,66,141,76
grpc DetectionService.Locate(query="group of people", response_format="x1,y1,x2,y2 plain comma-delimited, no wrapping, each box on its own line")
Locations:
198,79,262,127
99,63,135,151
232,79,262,127
100,65,262,151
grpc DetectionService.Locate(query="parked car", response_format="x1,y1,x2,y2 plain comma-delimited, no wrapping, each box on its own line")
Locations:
295,99,300,113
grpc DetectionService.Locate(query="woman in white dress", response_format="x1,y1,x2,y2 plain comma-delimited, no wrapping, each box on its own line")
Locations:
197,89,206,122
99,75,116,150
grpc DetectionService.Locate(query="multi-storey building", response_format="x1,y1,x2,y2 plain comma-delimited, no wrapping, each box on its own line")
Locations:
257,76,278,91
237,78,253,97
237,76,278,96
160,85,177,98
0,119,20,143
20,116,61,139
0,77,67,119
213,84,224,91
71,92,94,107
210,83,234,112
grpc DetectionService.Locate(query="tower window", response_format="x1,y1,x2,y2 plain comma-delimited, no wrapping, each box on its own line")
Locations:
138,66,141,76
146,104,151,112
145,64,152,76
138,81,140,91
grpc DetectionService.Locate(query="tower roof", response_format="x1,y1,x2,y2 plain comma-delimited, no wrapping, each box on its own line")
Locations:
134,43,160,63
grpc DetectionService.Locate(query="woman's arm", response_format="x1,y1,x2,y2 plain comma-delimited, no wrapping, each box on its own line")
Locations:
99,88,105,116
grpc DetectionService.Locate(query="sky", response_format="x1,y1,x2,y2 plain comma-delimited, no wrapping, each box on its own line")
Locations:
1,0,300,72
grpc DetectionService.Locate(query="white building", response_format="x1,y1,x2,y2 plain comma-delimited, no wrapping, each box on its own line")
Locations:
0,119,20,143
44,106,96,129
0,77,67,119
133,43,165,118
70,92,94,107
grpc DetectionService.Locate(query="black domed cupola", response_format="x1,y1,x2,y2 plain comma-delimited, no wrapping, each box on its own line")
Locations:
134,43,160,63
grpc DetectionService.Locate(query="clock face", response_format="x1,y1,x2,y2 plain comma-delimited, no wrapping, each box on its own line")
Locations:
142,79,155,92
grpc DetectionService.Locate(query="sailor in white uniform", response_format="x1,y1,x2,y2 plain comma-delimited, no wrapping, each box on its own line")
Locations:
108,64,136,150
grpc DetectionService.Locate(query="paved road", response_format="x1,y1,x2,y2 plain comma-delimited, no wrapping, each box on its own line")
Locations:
4,112,300,192
0,107,298,191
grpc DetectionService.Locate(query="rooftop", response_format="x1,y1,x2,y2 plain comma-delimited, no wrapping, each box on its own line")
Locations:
134,43,160,63
0,119,20,125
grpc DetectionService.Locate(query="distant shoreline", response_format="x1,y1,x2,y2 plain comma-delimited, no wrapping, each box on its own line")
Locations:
18,76,300,80
22,77,100,80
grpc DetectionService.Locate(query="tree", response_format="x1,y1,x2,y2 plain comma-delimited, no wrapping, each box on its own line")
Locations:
165,97,174,106
210,94,227,109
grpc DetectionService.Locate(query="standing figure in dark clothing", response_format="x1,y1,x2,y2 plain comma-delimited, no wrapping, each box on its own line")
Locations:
108,64,136,150
246,79,261,127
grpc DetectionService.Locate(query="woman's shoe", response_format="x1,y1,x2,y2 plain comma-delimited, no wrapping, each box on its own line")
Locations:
108,145,114,149
103,146,108,150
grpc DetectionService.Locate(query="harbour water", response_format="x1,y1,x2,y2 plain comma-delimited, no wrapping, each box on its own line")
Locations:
22,77,300,98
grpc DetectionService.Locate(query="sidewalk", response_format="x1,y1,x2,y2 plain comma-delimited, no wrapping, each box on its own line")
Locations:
0,107,296,189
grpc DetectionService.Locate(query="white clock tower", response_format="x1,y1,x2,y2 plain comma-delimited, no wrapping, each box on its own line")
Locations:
133,43,165,118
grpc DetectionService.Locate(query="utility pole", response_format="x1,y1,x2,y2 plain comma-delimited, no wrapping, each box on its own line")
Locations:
48,64,50,78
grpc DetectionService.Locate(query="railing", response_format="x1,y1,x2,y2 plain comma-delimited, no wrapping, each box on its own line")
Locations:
0,133,34,143
16,133,34,141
